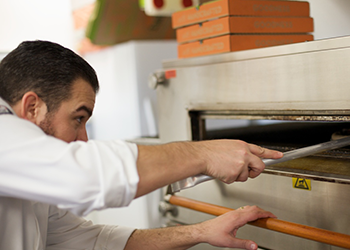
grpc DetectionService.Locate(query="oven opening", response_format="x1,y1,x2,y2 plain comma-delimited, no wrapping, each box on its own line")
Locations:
205,120,350,148
189,111,350,184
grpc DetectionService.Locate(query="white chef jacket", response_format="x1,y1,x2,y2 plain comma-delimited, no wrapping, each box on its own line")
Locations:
0,97,139,216
0,197,135,250
0,97,141,248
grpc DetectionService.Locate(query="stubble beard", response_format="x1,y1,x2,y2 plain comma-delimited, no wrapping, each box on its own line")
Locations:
38,112,56,138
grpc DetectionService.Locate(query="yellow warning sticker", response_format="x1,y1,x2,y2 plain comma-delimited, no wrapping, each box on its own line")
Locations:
292,178,311,191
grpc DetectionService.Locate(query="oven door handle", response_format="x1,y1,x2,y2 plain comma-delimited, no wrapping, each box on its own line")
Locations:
170,136,350,193
167,195,350,249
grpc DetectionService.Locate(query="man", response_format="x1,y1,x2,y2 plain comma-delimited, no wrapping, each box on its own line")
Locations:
0,40,282,250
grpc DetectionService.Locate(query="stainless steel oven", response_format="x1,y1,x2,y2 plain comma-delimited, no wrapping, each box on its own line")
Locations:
151,36,350,250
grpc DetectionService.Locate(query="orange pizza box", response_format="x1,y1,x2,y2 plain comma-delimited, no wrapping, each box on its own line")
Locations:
172,0,310,29
176,16,313,44
178,34,314,58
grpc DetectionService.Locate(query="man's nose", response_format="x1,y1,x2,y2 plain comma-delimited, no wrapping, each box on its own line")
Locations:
77,128,88,142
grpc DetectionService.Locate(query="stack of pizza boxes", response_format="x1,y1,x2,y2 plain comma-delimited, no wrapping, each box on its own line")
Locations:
172,0,314,58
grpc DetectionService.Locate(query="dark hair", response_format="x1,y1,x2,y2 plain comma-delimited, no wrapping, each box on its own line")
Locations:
0,40,99,112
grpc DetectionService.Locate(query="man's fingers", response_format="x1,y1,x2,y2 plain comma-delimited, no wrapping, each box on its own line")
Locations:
246,144,283,178
229,238,258,250
247,156,265,178
236,167,250,182
248,143,283,159
237,205,278,221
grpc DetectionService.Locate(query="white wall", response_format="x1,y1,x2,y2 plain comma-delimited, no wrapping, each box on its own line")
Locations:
71,0,95,10
0,0,74,52
85,40,178,141
309,0,350,40
84,43,142,140
0,53,6,61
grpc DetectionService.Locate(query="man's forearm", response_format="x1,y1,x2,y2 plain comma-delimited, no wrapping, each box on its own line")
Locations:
135,142,205,198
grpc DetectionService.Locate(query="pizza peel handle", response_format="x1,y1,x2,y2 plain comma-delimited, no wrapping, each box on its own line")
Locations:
169,136,350,193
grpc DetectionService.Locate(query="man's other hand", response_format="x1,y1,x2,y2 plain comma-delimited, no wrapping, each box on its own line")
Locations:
195,205,277,250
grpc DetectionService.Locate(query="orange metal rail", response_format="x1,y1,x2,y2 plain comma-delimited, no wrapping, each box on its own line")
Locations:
168,195,350,249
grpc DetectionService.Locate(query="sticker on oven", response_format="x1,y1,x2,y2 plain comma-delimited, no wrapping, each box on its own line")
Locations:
165,70,176,79
292,178,311,191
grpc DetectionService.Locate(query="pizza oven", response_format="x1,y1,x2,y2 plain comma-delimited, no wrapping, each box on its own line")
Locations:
151,36,350,249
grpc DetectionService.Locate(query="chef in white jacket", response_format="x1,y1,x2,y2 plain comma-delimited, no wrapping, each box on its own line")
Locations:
0,40,282,250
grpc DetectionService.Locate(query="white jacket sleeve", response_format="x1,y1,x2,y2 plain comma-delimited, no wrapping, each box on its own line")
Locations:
0,114,139,217
46,205,135,250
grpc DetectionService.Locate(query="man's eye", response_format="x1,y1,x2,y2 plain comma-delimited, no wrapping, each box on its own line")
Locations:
76,116,84,124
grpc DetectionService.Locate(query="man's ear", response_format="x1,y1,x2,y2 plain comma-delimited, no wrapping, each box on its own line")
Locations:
20,91,47,125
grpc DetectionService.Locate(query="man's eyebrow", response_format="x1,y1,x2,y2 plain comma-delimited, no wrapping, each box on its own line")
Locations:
75,106,93,117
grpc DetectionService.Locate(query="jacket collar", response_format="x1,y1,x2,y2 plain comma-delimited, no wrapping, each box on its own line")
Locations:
0,97,15,115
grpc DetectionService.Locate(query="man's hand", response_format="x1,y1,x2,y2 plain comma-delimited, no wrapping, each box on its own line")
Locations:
136,140,283,198
194,205,276,249
124,205,276,250
197,140,283,183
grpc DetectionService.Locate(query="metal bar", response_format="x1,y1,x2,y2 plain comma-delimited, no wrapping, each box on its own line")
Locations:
170,136,350,193
190,109,350,116
168,195,350,249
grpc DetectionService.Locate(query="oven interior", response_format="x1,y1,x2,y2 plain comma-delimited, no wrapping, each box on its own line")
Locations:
189,112,350,184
